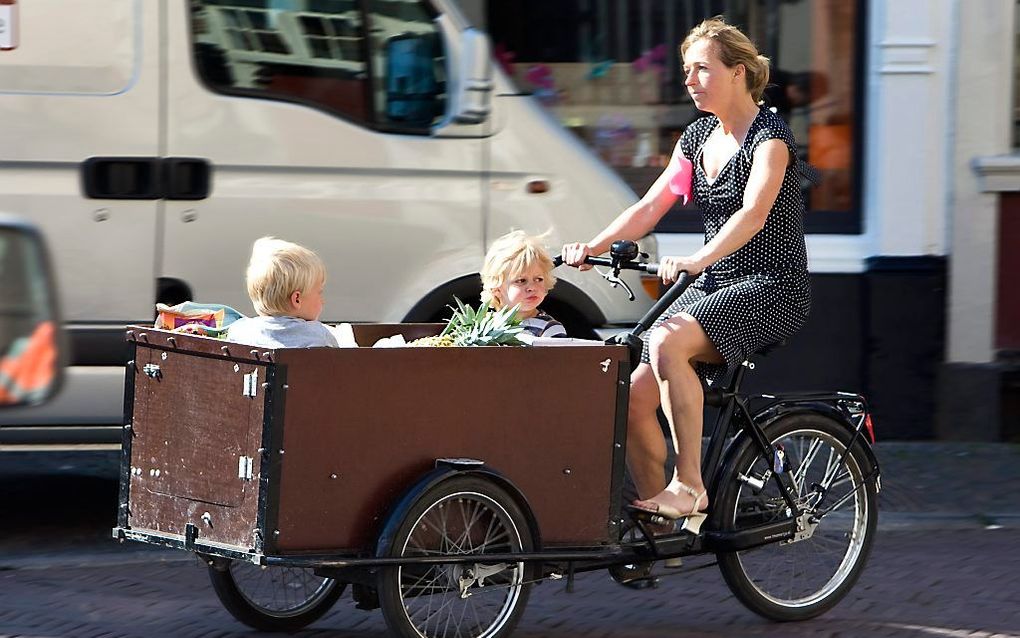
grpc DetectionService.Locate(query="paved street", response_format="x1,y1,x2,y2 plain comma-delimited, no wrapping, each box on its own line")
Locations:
1,446,1019,637
1,530,1018,637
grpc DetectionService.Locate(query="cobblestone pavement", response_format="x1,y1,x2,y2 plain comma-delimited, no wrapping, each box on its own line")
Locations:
0,529,1018,637
1,445,1019,637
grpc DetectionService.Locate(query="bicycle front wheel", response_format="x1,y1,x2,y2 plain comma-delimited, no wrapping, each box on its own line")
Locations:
377,475,534,638
715,413,878,621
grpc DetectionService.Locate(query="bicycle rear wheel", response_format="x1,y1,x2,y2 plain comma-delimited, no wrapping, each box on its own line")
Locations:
208,560,343,631
715,413,878,621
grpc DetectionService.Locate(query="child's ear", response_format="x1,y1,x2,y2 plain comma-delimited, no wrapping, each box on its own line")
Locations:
290,290,302,309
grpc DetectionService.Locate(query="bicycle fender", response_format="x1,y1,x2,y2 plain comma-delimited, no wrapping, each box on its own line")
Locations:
753,402,881,480
710,402,880,506
374,462,541,559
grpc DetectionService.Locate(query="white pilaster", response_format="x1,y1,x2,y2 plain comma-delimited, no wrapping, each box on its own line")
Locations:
946,0,1014,363
866,0,952,257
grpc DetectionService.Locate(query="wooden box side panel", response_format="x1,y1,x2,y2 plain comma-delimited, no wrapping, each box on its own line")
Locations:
127,341,268,550
272,345,626,552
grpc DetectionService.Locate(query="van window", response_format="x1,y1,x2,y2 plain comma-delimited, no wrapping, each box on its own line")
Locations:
189,0,446,132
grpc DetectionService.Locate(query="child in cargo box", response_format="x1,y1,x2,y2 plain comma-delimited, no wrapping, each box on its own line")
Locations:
226,237,339,348
480,231,568,338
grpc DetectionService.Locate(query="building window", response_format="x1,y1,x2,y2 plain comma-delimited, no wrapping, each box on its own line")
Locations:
486,0,865,233
189,0,446,133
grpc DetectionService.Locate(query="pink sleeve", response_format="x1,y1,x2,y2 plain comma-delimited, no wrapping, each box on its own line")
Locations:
666,154,693,204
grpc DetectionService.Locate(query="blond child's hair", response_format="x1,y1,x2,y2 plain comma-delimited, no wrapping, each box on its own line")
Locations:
245,237,326,317
480,231,556,308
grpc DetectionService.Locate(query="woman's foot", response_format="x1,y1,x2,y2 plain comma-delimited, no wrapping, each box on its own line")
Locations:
630,480,709,526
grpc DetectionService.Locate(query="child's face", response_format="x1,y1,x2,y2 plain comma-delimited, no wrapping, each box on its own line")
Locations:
496,265,549,319
291,276,325,321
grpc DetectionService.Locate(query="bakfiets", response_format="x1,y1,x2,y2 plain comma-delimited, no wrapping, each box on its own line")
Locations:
114,240,880,638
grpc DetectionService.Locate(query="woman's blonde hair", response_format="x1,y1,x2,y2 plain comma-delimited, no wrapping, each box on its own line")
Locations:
480,230,556,308
681,17,770,104
245,236,326,316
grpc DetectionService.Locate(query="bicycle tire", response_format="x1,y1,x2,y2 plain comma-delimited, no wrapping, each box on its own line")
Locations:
714,412,878,621
377,475,534,638
208,560,344,632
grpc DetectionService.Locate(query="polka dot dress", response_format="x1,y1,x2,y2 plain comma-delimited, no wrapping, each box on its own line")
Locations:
641,107,811,385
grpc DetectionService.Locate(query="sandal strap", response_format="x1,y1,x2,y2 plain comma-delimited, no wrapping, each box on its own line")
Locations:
676,481,708,512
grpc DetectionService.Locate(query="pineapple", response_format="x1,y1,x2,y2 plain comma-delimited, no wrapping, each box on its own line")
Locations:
407,334,455,347
407,297,526,347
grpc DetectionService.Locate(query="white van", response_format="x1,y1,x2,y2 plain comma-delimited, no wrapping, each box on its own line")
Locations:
0,0,656,448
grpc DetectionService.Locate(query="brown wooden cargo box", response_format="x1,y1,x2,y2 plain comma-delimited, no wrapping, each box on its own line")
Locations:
118,325,629,559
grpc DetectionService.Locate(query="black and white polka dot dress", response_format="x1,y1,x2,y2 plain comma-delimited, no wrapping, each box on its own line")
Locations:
641,107,811,385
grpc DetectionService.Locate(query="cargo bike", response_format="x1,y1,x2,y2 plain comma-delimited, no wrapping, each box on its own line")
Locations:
113,241,881,638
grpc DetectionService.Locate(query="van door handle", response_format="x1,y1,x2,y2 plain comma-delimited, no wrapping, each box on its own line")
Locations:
164,158,212,200
82,157,162,200
81,157,211,200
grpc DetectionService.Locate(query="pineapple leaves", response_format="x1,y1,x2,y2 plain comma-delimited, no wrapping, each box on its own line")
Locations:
438,297,526,347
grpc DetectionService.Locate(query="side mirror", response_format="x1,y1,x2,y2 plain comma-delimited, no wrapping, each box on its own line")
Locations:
385,32,443,127
450,28,492,124
0,215,64,407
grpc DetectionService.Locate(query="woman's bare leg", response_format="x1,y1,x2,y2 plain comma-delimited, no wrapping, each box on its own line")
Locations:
639,313,723,515
626,363,668,499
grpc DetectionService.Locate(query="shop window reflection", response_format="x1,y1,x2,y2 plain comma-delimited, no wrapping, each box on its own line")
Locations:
486,0,862,233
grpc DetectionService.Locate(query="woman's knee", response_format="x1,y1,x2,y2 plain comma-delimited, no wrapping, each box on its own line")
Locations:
647,321,697,371
628,365,659,417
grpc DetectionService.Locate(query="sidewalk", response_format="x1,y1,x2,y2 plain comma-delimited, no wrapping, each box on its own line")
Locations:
873,441,1020,529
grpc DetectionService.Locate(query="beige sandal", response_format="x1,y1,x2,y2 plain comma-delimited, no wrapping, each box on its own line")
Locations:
629,481,708,535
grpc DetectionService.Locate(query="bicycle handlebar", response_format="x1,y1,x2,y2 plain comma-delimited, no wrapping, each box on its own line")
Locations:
552,255,659,275
553,247,695,363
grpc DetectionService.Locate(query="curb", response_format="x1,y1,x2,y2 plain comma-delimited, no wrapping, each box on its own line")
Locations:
877,512,1020,531
0,546,192,571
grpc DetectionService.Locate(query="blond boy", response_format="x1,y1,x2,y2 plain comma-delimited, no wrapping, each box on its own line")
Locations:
481,231,567,338
226,237,339,348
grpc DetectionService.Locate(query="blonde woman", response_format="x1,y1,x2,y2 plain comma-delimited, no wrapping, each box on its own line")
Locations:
563,18,810,531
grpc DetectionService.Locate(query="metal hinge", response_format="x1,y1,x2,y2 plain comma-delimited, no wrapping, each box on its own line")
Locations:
238,455,254,480
243,370,258,397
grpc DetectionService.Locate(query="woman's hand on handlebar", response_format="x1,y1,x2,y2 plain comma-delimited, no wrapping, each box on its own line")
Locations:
561,242,595,271
659,255,705,284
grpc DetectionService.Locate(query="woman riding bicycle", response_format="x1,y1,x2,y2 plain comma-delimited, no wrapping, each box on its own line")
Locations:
562,17,811,532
